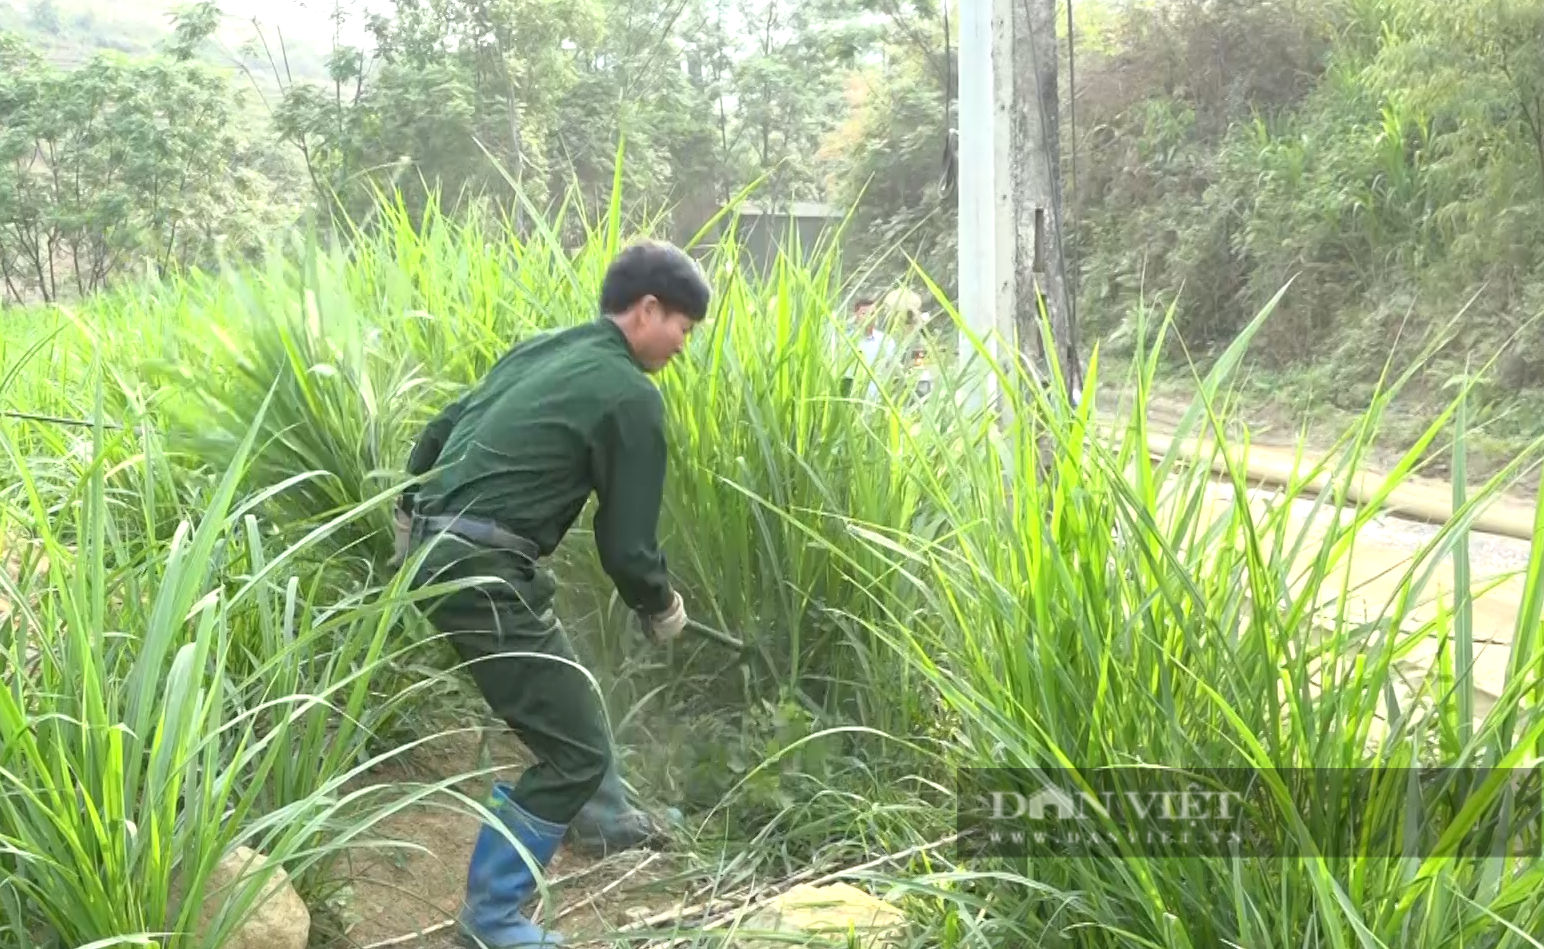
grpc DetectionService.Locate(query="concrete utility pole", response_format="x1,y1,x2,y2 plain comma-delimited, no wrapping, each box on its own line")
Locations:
958,0,1080,414
956,0,1016,416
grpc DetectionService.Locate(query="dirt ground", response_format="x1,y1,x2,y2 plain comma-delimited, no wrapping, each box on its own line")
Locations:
1134,387,1537,724
328,728,698,949
1129,389,1543,507
321,721,936,949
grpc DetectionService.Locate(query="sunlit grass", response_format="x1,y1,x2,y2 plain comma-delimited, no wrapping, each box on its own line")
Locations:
2,167,1542,948
0,372,530,947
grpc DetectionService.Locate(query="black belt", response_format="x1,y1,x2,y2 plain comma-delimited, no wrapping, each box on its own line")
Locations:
413,514,541,562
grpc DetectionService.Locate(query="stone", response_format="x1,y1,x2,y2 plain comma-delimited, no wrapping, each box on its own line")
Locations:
735,882,907,949
170,846,311,949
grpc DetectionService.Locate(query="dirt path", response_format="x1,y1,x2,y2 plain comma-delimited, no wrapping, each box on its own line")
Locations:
1133,390,1542,511
332,730,693,949
1136,393,1539,726
1192,479,1533,721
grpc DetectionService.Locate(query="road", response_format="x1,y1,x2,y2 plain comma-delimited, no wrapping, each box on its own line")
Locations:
1136,395,1539,727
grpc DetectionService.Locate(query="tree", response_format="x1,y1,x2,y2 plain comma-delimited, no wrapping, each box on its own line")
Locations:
268,0,591,228
1483,0,1544,196
264,0,871,239
821,31,956,294
724,0,870,205
0,25,295,304
27,0,60,36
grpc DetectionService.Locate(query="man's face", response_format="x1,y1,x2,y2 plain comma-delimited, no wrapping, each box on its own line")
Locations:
635,297,698,372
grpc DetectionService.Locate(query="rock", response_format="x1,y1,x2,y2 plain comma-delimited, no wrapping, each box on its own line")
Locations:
170,846,311,949
735,882,907,949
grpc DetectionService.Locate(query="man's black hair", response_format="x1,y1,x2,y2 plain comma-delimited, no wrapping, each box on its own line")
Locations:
600,240,712,321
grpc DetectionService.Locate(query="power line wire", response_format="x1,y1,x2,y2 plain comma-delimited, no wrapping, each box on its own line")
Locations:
940,1,957,198
1066,0,1079,328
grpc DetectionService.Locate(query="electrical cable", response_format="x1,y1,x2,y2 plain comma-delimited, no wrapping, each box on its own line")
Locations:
1066,0,1079,329
939,1,957,198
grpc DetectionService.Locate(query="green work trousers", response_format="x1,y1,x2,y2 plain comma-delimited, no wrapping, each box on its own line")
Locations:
407,524,612,826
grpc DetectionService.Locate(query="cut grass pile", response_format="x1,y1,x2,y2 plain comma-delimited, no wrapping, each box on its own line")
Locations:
2,181,1544,948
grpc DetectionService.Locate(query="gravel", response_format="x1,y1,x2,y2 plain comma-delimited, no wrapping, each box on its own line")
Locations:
1360,513,1535,577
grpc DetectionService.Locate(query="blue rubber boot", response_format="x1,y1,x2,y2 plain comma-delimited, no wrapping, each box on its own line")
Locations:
564,756,681,857
458,783,567,949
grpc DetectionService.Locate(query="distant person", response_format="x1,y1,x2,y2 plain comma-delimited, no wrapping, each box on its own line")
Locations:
840,296,905,401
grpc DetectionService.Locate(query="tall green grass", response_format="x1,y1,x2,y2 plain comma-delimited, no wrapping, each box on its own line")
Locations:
0,366,516,947
4,170,1544,948
830,301,1544,947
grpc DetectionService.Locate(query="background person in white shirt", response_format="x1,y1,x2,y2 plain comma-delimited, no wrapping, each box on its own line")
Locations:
839,297,906,401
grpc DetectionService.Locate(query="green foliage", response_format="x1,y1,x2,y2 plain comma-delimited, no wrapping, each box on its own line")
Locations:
9,0,1544,463
815,1,954,293
0,361,480,947
264,0,866,237
6,164,1544,946
162,0,221,63
145,246,433,569
825,22,955,294
174,187,1544,945
1070,0,1544,430
727,0,868,199
28,0,60,37
0,28,303,305
10,0,1544,941
271,0,603,221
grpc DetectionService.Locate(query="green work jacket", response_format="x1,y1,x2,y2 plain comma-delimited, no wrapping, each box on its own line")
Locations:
404,317,674,616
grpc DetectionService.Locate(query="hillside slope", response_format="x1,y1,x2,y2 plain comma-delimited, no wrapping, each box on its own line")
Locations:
0,0,333,98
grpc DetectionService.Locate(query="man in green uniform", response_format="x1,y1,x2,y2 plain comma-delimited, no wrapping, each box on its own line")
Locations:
396,240,709,948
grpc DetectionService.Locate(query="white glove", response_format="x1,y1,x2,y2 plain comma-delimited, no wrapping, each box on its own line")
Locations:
647,591,688,642
390,508,411,565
